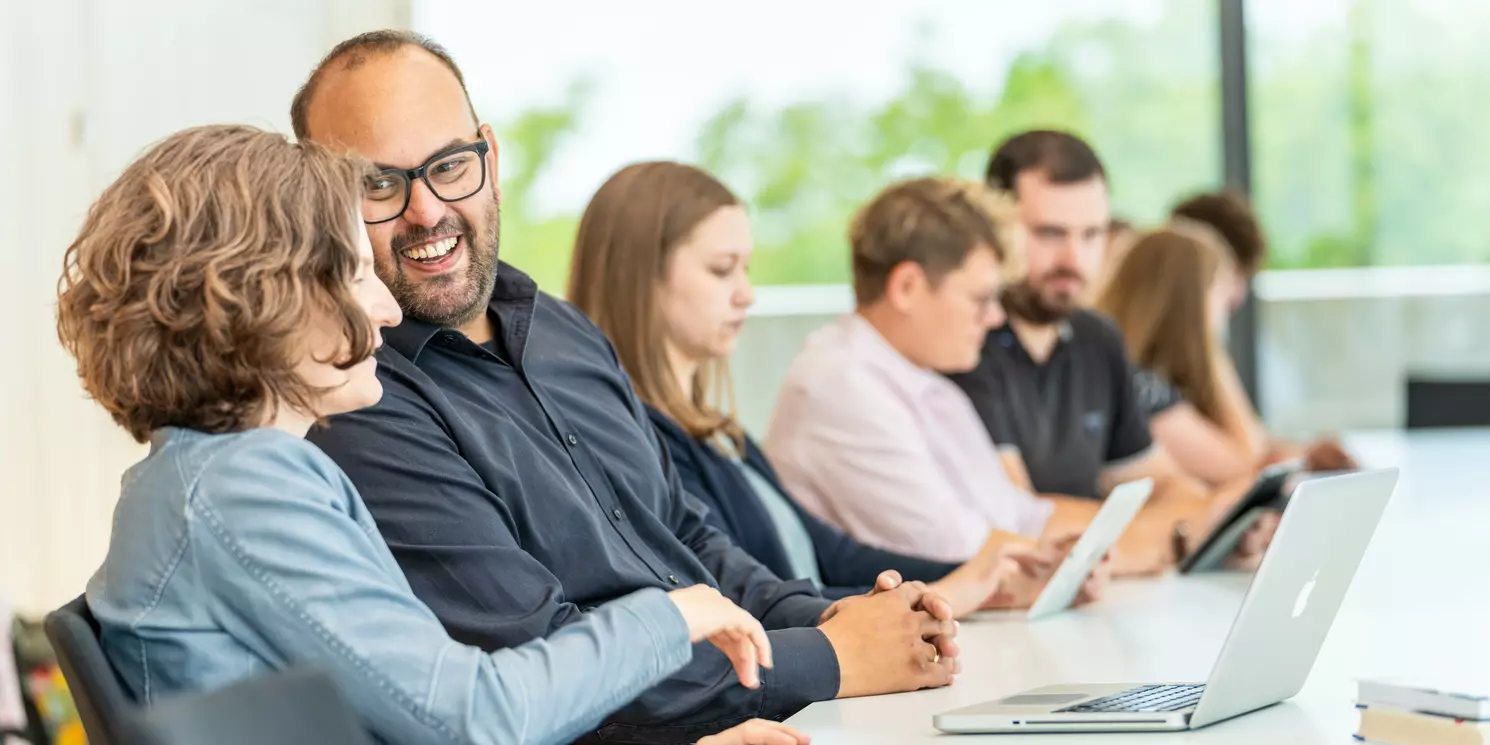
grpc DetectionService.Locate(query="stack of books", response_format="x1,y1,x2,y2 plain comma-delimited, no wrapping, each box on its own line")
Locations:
1355,678,1489,744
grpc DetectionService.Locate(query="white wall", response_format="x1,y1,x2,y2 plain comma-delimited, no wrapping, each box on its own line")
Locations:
0,0,412,615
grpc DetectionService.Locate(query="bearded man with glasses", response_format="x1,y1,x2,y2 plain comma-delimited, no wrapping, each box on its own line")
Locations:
293,30,963,745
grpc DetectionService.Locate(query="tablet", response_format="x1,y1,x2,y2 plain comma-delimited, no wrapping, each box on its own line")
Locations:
1026,478,1154,621
1177,460,1301,574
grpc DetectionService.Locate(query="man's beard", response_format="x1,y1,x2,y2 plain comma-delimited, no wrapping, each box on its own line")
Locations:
384,193,501,329
1002,272,1082,325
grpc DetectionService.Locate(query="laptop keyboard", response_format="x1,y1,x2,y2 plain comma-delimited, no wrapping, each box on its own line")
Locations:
1056,684,1205,714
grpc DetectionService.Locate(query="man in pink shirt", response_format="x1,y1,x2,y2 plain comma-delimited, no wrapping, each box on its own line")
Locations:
765,177,1061,564
766,177,1201,573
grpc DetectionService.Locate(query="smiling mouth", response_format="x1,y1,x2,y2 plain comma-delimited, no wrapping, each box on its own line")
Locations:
401,236,459,263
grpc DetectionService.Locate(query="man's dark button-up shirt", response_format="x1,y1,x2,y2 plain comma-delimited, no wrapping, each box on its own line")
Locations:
946,309,1155,499
308,264,838,743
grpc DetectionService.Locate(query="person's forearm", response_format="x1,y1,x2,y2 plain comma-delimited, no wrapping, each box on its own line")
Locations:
1109,500,1201,576
1214,350,1271,459
1144,468,1211,506
604,626,840,735
757,590,834,630
673,492,833,628
1040,495,1100,535
755,628,840,714
801,505,961,588
1214,398,1268,467
462,589,696,745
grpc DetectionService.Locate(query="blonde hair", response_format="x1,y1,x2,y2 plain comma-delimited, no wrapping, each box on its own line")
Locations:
850,177,1022,305
567,161,744,448
56,124,375,442
1093,221,1235,423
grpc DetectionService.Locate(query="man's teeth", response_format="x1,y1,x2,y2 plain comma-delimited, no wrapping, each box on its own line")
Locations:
403,237,458,261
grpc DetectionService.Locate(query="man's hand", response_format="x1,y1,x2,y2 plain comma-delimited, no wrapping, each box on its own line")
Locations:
1052,531,1114,606
1303,438,1357,472
696,719,810,745
1223,509,1281,571
1174,481,1283,571
818,569,902,623
979,531,1112,610
818,576,960,698
926,532,1041,617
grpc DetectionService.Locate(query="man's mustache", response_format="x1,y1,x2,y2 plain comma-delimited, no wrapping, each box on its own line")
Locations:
391,218,469,252
1035,269,1085,284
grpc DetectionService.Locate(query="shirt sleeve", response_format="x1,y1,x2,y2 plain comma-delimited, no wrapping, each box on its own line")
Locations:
768,371,1016,564
650,431,833,632
626,386,841,718
189,434,694,745
598,329,835,636
314,371,840,730
796,504,962,590
1103,329,1160,465
1133,368,1185,420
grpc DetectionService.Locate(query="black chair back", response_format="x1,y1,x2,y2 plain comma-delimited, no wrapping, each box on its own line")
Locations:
1405,376,1490,428
121,668,371,745
43,595,136,745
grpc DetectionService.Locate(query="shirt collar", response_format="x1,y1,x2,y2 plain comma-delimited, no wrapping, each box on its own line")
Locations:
383,261,538,363
990,317,1075,357
839,313,955,399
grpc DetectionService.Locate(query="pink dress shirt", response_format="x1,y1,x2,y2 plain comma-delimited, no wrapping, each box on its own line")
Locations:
764,313,1053,563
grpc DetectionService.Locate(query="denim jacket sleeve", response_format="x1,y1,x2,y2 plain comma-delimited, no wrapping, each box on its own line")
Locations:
187,433,694,745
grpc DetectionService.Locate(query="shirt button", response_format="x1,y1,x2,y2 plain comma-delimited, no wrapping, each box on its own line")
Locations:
612,508,623,520
565,433,579,446
667,575,680,586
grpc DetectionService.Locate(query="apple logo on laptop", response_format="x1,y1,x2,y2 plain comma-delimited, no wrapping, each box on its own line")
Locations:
1292,570,1319,618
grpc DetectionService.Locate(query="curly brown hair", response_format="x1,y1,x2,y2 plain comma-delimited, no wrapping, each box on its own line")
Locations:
56,124,376,443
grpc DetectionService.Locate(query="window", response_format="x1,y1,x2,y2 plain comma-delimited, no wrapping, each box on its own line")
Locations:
1250,0,1490,268
417,0,1219,292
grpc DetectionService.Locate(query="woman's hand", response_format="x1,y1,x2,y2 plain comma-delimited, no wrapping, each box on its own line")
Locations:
667,585,773,688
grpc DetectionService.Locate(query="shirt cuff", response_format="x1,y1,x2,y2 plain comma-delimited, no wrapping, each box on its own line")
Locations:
759,585,834,630
758,626,840,718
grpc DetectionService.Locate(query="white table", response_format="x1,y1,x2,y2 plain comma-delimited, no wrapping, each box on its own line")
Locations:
785,430,1490,743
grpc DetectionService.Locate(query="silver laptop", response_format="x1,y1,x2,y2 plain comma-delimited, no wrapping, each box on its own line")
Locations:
934,468,1398,734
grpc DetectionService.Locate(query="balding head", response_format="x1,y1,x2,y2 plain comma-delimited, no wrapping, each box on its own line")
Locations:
292,31,501,335
290,30,475,141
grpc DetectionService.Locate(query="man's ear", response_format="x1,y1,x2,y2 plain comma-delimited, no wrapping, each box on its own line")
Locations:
883,260,927,313
478,123,500,182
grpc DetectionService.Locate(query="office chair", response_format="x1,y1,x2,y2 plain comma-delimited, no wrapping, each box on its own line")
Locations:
121,668,372,745
42,595,135,745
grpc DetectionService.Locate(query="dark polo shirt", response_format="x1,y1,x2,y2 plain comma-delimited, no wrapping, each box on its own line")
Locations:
946,309,1158,499
308,263,837,744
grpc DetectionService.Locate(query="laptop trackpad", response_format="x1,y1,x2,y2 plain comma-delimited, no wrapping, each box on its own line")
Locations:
999,693,1089,706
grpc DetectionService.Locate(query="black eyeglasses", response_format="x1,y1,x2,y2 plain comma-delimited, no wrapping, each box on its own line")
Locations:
362,139,491,224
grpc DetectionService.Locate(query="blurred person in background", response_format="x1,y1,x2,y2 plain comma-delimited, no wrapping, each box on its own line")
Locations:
1085,215,1137,305
761,175,1186,576
1171,190,1358,473
567,160,1102,616
1094,222,1270,487
949,130,1277,571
